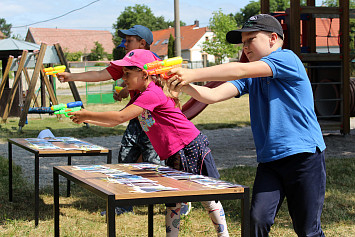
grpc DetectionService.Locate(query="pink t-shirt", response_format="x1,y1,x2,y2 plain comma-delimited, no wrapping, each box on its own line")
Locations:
133,82,200,160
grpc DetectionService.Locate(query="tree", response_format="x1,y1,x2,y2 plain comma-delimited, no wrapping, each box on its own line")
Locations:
168,34,175,58
0,18,12,37
87,41,107,61
234,0,291,26
112,4,186,55
202,9,240,65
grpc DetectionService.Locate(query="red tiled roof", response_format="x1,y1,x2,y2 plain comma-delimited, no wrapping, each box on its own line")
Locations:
151,25,210,56
26,27,115,54
0,31,5,39
315,18,340,47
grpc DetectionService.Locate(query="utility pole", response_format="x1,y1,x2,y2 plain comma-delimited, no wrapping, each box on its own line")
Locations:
174,0,181,56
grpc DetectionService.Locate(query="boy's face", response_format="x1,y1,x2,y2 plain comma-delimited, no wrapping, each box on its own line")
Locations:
241,31,273,62
122,67,146,91
124,35,147,53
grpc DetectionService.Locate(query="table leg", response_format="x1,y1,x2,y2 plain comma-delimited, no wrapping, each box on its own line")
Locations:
107,150,112,164
241,188,250,237
8,142,12,202
148,204,154,237
107,196,116,237
35,153,39,227
54,170,60,237
67,156,71,197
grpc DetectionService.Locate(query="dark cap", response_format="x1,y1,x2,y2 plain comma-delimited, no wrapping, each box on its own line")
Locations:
117,25,153,45
226,14,283,44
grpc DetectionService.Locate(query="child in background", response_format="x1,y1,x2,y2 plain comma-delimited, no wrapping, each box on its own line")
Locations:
167,14,326,237
69,49,230,237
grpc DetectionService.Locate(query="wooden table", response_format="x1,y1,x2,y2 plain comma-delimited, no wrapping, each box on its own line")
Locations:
53,164,250,236
8,138,112,226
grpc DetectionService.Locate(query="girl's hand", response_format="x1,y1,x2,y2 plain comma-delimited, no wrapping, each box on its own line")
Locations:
113,87,129,101
69,109,88,124
56,72,72,83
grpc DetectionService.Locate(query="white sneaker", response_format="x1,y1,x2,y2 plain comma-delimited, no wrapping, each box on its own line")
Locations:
180,202,192,216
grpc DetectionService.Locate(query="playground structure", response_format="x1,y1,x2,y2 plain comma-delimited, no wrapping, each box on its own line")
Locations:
0,1,352,134
262,0,351,134
183,0,352,134
0,41,84,130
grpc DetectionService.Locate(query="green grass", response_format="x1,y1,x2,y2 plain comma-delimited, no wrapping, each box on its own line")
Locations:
1,93,353,236
0,93,250,141
0,156,354,236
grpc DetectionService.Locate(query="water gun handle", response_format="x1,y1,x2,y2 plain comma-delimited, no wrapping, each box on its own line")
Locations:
148,64,181,79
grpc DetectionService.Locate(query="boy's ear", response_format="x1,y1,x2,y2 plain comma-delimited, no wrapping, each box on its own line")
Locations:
270,32,278,46
139,39,147,49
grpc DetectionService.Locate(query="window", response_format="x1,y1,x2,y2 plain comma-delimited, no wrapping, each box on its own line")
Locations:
161,39,169,45
154,40,161,46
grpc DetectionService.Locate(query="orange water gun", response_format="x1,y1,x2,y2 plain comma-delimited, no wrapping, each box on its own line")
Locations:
144,57,182,79
43,65,66,77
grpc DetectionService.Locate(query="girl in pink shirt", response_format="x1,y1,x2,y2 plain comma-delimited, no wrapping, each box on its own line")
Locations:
70,49,229,237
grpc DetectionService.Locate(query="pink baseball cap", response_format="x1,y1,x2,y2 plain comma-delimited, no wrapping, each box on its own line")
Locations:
111,49,160,69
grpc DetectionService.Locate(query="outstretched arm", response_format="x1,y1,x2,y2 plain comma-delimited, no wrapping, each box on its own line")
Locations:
168,61,272,85
57,69,113,83
181,82,240,104
69,105,144,127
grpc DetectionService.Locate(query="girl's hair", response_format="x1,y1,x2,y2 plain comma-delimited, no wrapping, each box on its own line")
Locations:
125,66,181,109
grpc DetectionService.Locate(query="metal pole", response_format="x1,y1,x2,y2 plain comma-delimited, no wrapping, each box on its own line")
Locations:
174,0,181,57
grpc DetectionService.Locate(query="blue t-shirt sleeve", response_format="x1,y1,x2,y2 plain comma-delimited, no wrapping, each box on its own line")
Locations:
260,49,301,80
229,79,249,97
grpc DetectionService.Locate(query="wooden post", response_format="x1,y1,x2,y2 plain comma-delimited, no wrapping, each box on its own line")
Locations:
39,65,61,119
54,43,83,103
2,51,28,123
290,0,301,57
340,0,350,134
18,43,47,129
0,55,14,100
23,68,40,108
260,0,270,14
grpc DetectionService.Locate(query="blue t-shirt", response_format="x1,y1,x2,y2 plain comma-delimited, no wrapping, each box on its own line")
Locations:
230,48,326,163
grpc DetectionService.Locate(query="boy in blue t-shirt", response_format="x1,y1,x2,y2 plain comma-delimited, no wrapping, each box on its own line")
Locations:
168,14,326,236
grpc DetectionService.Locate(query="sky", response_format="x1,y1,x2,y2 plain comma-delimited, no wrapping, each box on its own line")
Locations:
0,0,324,39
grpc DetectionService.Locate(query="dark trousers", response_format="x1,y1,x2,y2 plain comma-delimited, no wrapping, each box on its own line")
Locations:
251,150,326,237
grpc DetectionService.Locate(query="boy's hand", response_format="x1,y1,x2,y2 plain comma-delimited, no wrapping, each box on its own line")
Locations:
167,68,194,85
113,87,129,101
69,109,88,124
56,72,71,83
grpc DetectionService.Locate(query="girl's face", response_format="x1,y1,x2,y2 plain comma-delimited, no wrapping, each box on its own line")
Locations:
241,31,274,62
122,67,149,91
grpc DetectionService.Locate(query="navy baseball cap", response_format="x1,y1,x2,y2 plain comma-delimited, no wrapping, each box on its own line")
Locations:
226,14,283,44
117,25,153,45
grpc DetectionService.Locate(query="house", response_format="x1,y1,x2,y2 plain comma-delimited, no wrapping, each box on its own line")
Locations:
314,17,340,53
25,27,115,60
151,21,215,68
0,31,5,39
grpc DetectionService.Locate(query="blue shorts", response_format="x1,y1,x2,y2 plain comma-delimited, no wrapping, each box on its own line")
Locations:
118,119,163,165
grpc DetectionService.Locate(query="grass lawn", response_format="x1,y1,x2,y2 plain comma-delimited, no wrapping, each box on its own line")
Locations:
0,156,354,236
0,93,354,236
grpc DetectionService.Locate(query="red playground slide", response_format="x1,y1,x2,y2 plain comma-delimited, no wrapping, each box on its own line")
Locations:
182,52,249,120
